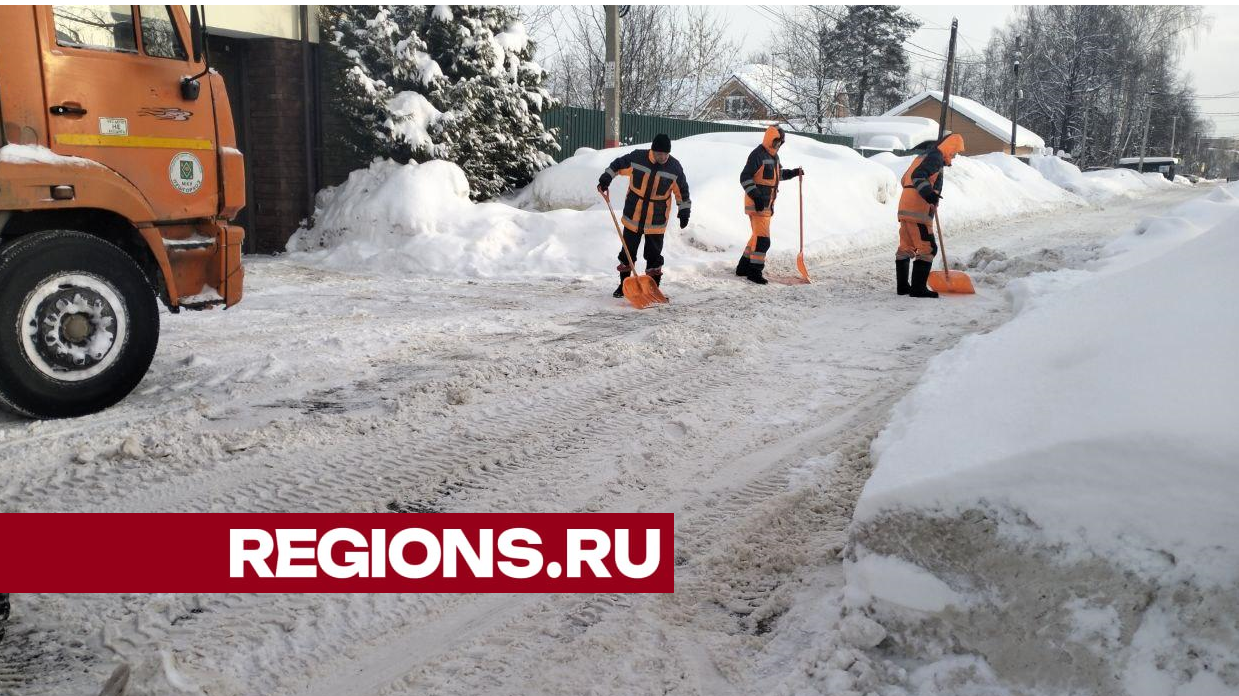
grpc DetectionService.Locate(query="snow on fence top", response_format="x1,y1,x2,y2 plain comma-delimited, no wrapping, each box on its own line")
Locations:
882,90,1046,149
1117,156,1179,165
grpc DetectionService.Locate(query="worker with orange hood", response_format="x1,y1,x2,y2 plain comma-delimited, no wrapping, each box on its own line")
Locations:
736,125,804,285
896,132,965,298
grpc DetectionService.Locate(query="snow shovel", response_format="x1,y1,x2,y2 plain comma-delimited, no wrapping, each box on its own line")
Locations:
928,210,975,295
600,191,664,307
796,173,810,283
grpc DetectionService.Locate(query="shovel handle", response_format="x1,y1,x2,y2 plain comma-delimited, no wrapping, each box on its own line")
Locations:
601,190,639,272
934,210,951,280
798,173,804,253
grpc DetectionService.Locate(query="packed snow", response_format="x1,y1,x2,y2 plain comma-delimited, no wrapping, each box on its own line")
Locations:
848,181,1239,695
0,163,1214,696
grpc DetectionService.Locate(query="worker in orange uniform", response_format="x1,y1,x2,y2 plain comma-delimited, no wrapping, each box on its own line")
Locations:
736,125,803,285
896,132,966,298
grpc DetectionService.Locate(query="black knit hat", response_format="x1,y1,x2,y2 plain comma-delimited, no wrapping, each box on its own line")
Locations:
651,133,672,153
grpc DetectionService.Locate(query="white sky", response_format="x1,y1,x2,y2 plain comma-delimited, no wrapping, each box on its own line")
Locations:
717,5,1239,137
527,4,1239,137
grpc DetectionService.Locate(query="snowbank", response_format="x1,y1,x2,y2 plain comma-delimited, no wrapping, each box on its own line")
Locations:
522,132,901,255
847,182,1239,695
1029,155,1181,203
287,134,1150,280
287,159,633,278
870,151,1083,230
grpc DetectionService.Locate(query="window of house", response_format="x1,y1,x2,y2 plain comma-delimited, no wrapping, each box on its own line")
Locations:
139,5,187,60
53,5,138,53
726,94,754,119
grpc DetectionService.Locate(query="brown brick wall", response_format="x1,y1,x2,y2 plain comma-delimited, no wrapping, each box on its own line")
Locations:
210,35,319,254
242,38,313,253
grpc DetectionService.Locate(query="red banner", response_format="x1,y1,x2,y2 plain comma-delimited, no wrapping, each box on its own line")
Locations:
0,513,674,592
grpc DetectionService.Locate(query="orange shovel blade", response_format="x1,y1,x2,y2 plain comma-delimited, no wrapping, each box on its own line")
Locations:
622,276,653,309
928,270,976,294
796,253,811,283
639,275,669,303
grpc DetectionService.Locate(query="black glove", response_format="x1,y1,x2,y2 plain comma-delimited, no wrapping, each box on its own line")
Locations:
678,208,690,228
791,167,805,177
597,173,613,193
919,188,940,205
752,192,769,212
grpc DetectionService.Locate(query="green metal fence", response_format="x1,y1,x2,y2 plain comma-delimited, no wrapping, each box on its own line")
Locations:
542,106,854,162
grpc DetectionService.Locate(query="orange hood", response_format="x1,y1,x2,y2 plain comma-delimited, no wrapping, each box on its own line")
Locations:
763,125,785,154
937,133,966,164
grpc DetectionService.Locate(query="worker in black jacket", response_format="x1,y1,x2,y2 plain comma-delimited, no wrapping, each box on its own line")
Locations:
597,134,692,297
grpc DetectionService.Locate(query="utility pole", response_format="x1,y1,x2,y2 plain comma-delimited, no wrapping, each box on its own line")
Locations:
1080,95,1090,165
1010,34,1021,156
1137,90,1155,173
937,18,959,140
1170,115,1178,158
603,5,621,148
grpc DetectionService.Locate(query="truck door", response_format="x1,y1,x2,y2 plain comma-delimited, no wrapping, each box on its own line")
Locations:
37,5,218,222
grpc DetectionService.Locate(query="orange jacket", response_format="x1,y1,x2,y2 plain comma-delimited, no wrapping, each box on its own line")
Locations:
602,149,690,235
741,126,798,218
897,133,965,224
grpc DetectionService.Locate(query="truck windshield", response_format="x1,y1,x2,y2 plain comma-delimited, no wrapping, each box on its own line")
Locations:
53,5,138,54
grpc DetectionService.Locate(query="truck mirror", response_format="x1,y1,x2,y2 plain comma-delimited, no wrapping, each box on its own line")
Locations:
190,6,203,63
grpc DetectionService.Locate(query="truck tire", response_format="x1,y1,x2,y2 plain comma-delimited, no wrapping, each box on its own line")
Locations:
0,230,159,418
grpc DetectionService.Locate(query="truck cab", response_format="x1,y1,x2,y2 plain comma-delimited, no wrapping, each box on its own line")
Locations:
0,5,244,418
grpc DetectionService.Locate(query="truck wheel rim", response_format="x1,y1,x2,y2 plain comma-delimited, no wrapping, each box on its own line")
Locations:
19,273,129,382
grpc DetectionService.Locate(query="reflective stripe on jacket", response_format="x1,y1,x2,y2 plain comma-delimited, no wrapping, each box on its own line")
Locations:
605,150,690,234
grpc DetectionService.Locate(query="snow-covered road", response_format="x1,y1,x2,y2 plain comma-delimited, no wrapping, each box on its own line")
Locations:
0,185,1207,696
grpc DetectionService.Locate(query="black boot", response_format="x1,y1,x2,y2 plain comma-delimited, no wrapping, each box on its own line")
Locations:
896,259,911,296
746,267,769,285
613,271,631,298
909,260,938,298
735,256,751,276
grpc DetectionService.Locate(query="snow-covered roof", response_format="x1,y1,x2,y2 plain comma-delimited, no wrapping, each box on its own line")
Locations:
726,63,799,116
882,90,1045,149
1117,157,1179,165
827,116,940,151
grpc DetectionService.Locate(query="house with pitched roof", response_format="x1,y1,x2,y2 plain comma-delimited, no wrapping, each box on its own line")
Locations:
882,90,1045,156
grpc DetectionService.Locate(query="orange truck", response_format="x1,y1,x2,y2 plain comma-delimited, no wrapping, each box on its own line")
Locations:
0,5,244,418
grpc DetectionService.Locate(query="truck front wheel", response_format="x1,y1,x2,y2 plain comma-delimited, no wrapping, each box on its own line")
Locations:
0,230,159,419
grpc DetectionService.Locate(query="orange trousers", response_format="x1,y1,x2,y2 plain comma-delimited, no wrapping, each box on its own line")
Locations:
742,215,772,267
897,220,937,263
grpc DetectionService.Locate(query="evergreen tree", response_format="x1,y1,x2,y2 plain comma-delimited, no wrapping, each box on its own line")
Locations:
421,5,557,200
324,5,445,163
825,6,920,116
323,5,557,200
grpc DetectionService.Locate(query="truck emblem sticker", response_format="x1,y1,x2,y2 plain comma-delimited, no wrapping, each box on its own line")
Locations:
99,117,128,136
140,107,193,121
169,152,204,194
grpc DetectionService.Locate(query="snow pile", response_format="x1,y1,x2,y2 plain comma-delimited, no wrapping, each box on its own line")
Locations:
1030,155,1183,203
289,134,1121,280
522,132,901,256
870,151,1084,230
847,182,1239,695
828,116,940,151
287,158,624,278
